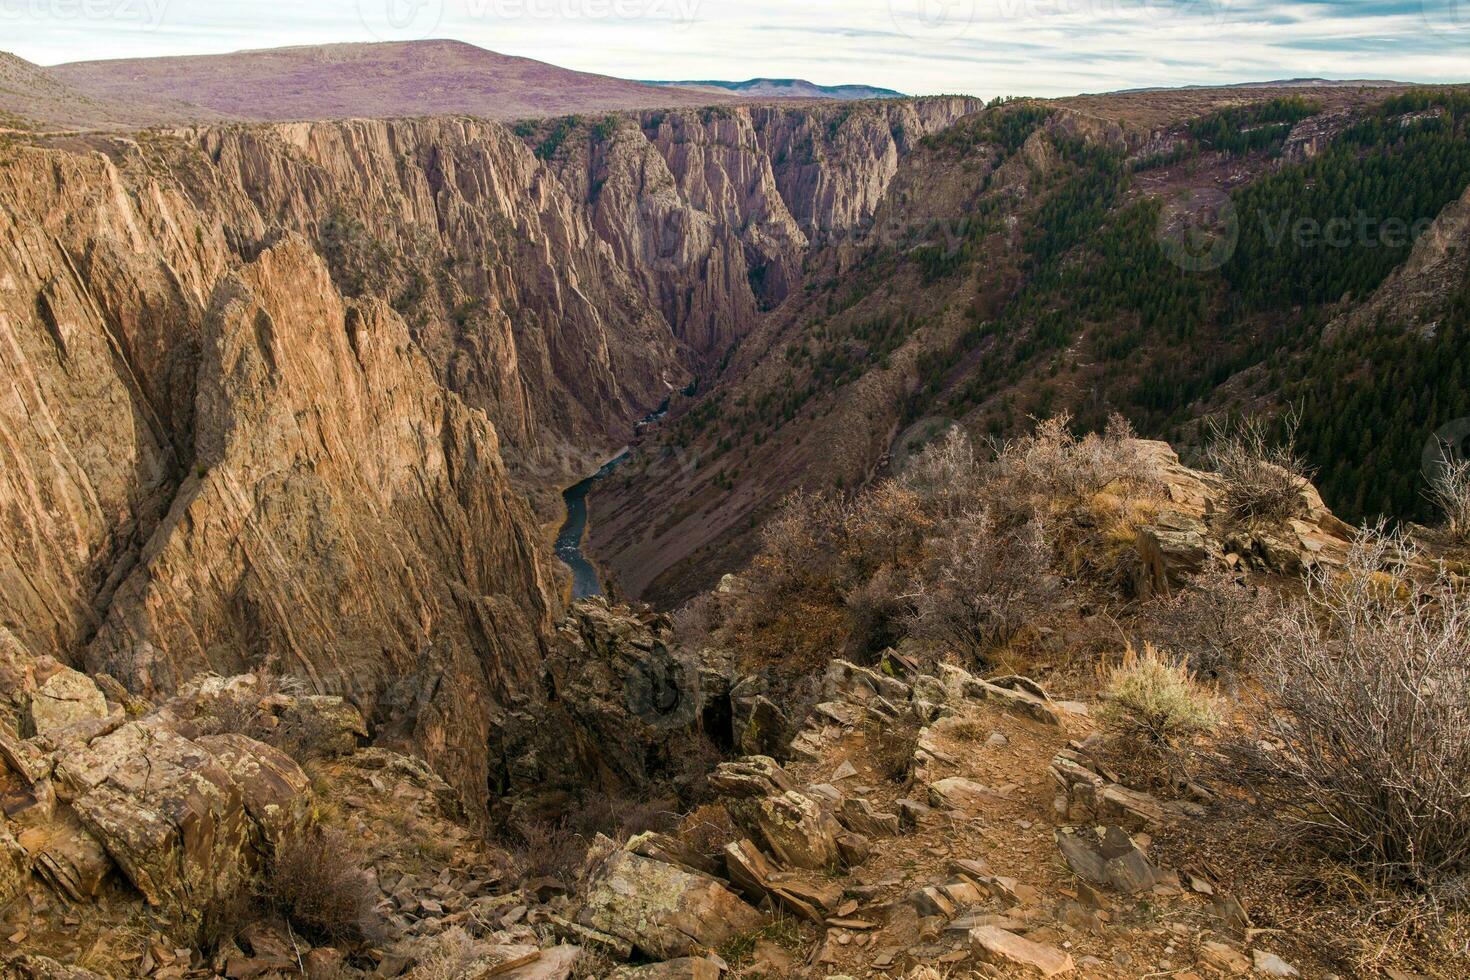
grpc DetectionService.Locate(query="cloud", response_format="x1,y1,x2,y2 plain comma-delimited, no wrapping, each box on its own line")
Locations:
7,0,1468,96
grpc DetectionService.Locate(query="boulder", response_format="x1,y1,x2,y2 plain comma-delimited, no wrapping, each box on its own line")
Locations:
928,777,1004,812
823,660,911,704
836,797,901,838
1055,827,1161,895
61,722,310,922
936,665,1062,726
32,810,111,901
69,727,251,916
580,849,763,959
708,756,795,799
29,669,108,738
1135,511,1218,596
1252,950,1301,977
500,945,582,979
970,925,1075,976
755,791,843,870
194,734,311,852
1199,941,1250,974
609,959,723,979
736,695,787,758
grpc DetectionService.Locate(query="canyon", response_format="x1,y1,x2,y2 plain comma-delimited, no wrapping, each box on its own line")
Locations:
0,89,978,817
2,41,1469,976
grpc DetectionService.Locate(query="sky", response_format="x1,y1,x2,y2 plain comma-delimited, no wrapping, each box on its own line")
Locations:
4,0,1469,98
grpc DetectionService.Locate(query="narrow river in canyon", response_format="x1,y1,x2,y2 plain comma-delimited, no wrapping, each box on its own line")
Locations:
555,398,674,597
555,452,630,598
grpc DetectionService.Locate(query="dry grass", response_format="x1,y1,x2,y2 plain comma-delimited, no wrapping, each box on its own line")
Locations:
1099,643,1218,748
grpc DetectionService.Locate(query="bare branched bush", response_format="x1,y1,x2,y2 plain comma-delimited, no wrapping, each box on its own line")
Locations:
264,828,383,945
505,818,586,885
842,483,931,575
1099,643,1219,752
896,425,984,519
749,490,845,596
842,564,913,661
1204,413,1314,528
1225,530,1470,888
905,510,1057,663
991,413,1151,508
1427,447,1470,545
1144,568,1276,685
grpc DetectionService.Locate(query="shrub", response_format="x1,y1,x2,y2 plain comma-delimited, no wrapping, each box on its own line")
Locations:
905,509,1057,663
505,818,590,885
990,412,1149,507
1204,413,1313,528
867,717,920,785
1098,642,1218,752
263,828,382,945
1144,568,1276,685
842,482,931,574
896,425,983,519
1427,448,1470,544
1225,530,1470,888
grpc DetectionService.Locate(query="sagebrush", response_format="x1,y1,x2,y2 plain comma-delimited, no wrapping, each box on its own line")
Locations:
1225,530,1470,888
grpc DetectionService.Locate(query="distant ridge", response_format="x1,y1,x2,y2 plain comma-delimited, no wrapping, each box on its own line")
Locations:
0,50,230,130
643,78,906,101
47,40,728,125
1106,77,1409,95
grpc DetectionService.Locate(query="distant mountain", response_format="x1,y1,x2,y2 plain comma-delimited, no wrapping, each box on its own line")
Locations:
643,78,905,101
1107,77,1408,95
47,40,726,126
0,51,230,130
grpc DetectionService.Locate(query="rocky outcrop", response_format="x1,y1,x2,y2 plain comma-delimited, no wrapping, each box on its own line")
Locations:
580,846,764,960
0,675,317,927
1130,441,1354,596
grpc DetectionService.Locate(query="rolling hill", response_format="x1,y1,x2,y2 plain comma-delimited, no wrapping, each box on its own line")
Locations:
45,40,730,125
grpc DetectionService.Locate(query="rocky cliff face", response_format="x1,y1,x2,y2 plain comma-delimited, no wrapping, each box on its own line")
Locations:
0,97,979,818
548,99,980,360
0,138,561,814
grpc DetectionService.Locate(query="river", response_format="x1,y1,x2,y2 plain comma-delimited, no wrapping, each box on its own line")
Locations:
555,451,631,599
